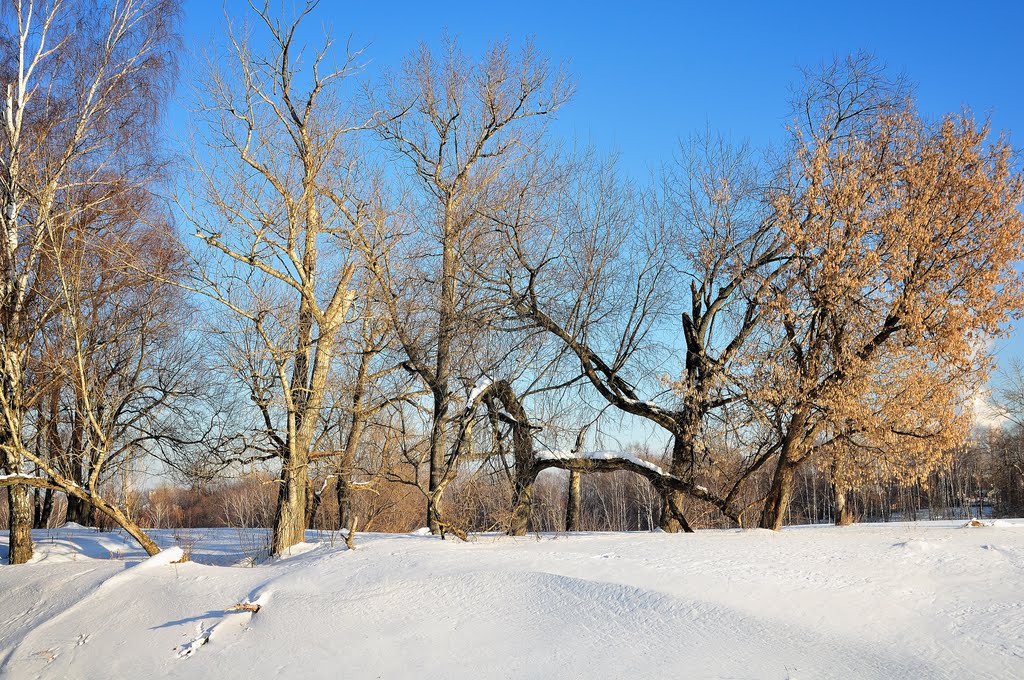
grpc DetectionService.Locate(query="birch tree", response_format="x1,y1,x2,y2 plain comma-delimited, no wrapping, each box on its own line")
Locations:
0,0,179,563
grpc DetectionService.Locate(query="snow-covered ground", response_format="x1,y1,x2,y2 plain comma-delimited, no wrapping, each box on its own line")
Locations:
1,520,1022,679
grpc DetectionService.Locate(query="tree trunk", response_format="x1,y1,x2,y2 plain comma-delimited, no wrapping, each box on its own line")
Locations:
834,485,854,526
272,453,309,554
336,382,366,532
426,215,458,535
565,470,582,531
2,389,33,562
336,475,353,531
33,487,53,528
760,455,798,530
91,496,160,556
659,489,694,533
509,465,538,536
427,392,449,534
305,481,321,530
7,484,33,564
659,435,694,533
759,410,809,531
39,488,54,529
66,494,93,526
33,486,42,527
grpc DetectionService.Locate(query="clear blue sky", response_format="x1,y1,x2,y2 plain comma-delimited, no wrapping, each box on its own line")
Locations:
175,0,1024,371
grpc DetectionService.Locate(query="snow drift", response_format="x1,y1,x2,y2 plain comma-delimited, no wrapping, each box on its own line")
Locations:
1,521,1022,678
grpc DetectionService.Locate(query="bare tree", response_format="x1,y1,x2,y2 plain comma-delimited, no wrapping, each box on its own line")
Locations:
363,36,572,533
494,137,782,531
0,0,179,562
184,1,371,555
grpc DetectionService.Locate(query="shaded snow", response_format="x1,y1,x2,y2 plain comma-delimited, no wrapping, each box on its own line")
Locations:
1,521,1023,678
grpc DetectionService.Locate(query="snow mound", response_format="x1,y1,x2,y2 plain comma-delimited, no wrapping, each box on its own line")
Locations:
2,521,1023,678
138,546,185,567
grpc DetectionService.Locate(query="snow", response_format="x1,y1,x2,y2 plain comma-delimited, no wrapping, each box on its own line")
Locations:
536,448,670,476
1,521,1023,678
465,376,493,409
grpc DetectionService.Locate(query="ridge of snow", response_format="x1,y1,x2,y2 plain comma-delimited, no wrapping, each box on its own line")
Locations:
137,546,185,568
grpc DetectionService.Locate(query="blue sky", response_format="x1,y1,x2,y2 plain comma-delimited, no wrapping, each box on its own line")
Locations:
175,0,1024,371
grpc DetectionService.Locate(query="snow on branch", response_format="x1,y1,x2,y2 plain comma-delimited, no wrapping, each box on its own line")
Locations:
465,376,494,411
530,450,720,517
0,473,58,488
535,449,670,477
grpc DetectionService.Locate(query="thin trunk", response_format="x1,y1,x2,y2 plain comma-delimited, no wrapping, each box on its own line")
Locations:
427,387,449,534
305,481,321,530
428,218,457,534
336,419,364,531
33,486,42,527
40,488,54,529
565,470,582,531
338,350,369,531
336,475,352,531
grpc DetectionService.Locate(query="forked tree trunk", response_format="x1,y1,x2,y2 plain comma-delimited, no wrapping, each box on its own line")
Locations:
565,470,582,531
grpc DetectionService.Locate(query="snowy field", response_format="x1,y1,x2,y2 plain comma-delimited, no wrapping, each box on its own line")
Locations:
1,521,1022,679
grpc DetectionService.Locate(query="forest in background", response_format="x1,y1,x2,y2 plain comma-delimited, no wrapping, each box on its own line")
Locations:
2,0,1024,563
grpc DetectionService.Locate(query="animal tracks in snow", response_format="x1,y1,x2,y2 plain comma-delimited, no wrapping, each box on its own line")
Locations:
174,592,269,660
176,622,212,658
